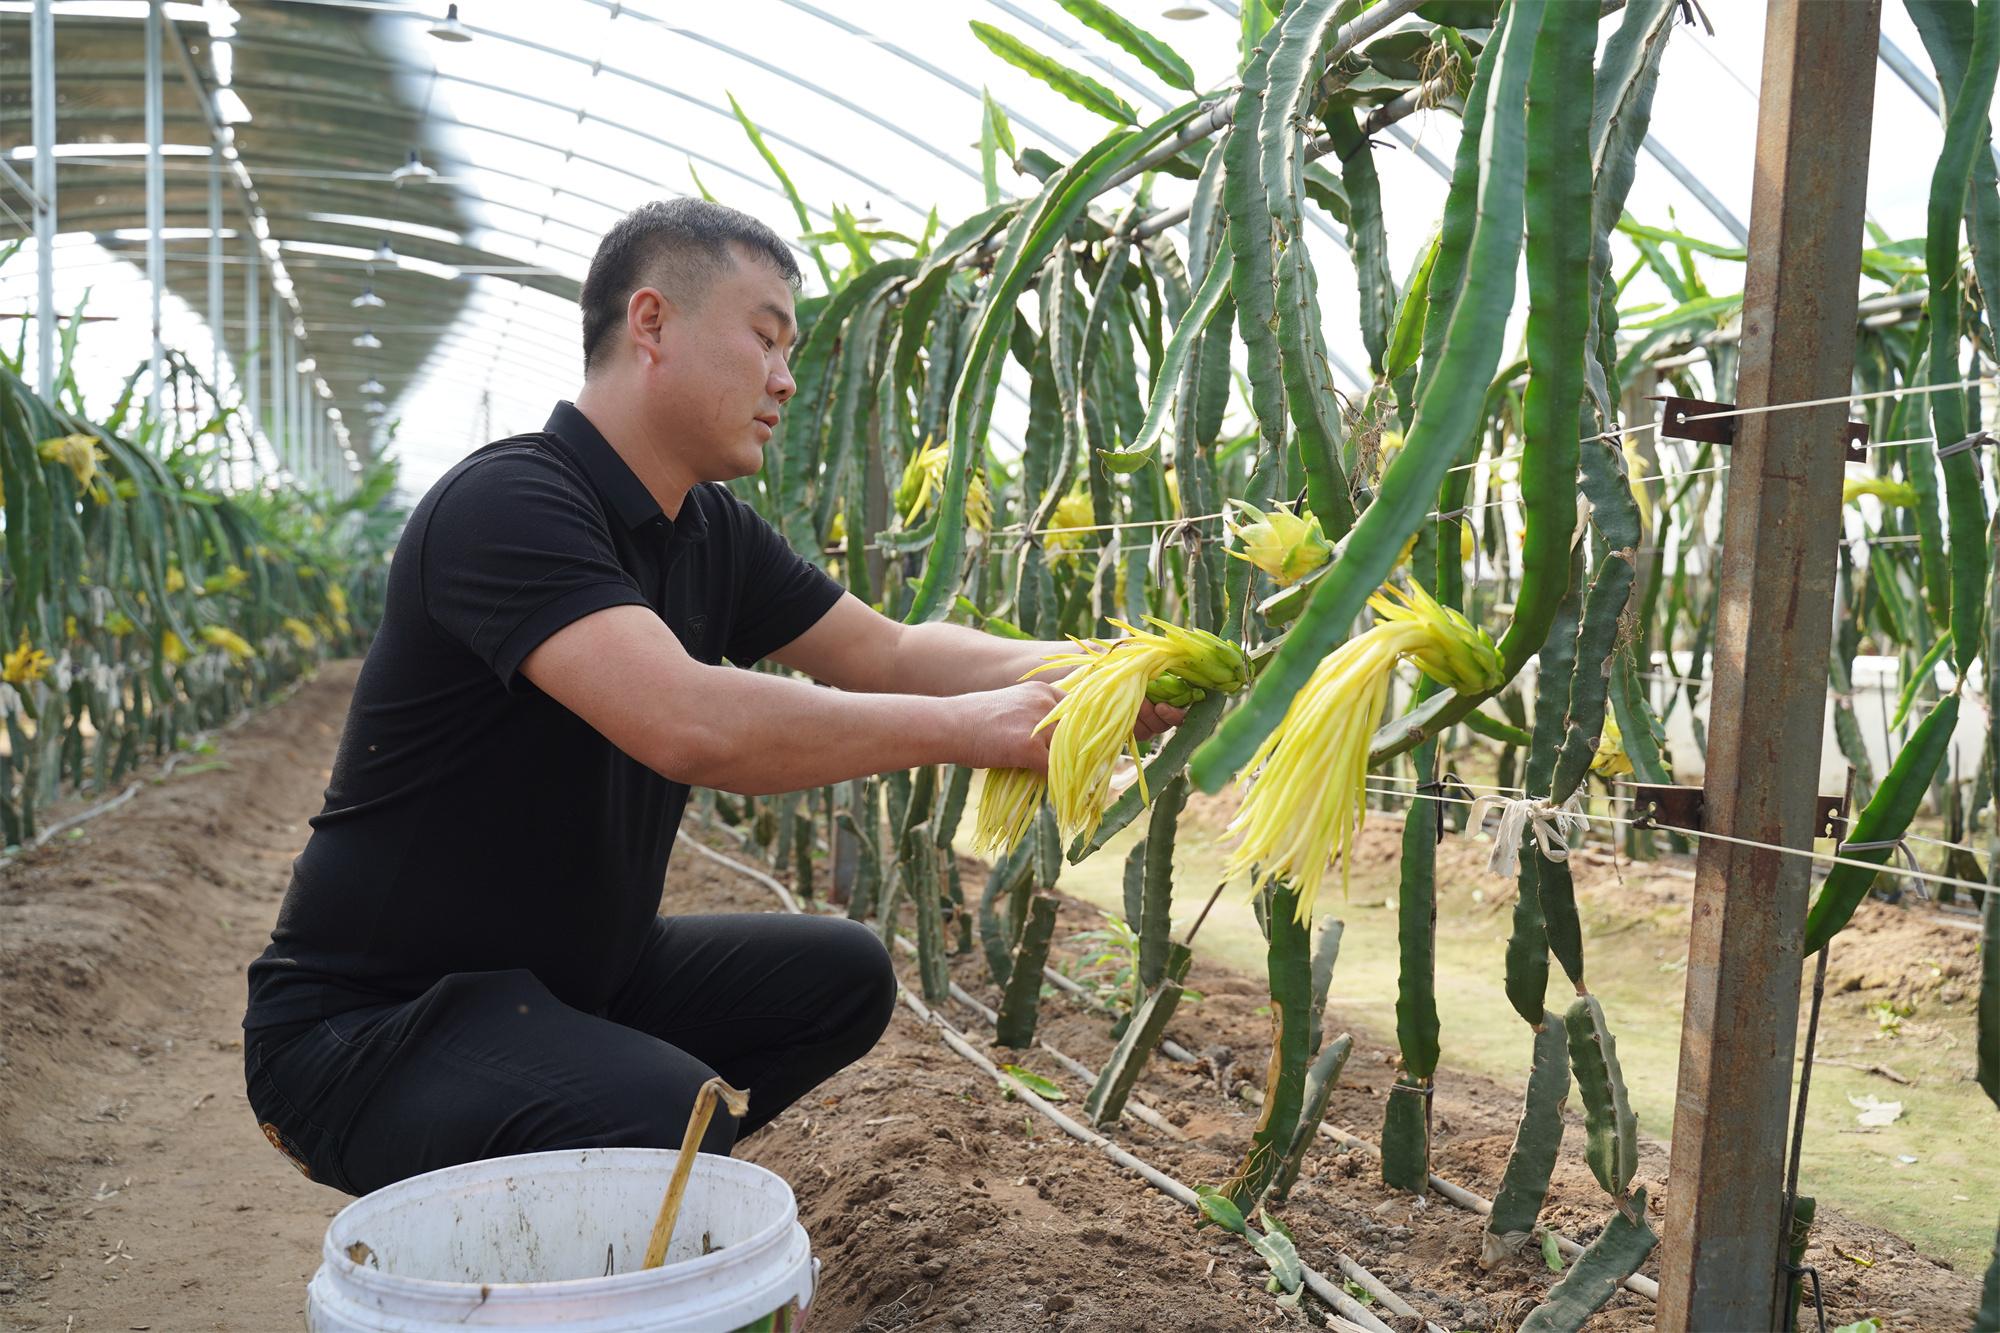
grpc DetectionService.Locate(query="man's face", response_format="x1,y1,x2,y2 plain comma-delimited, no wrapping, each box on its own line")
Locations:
648,245,798,481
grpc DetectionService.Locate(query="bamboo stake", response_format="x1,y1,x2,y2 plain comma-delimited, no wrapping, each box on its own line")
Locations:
641,1076,751,1270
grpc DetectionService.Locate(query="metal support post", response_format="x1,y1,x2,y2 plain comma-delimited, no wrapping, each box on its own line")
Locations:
145,0,165,420
1656,3,1881,1329
291,366,304,483
31,0,57,399
270,293,285,476
244,244,260,483
280,331,294,478
207,159,223,386
207,156,224,487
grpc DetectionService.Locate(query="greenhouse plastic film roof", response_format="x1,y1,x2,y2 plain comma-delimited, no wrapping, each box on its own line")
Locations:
0,0,1971,495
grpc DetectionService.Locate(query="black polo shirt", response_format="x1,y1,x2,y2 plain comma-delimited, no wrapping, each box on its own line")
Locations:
243,402,844,1029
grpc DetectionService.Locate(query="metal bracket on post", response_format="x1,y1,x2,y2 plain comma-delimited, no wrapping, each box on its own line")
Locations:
1649,395,1870,462
1626,783,1849,840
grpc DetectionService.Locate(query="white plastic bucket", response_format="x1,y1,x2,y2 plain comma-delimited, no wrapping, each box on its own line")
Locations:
306,1147,815,1332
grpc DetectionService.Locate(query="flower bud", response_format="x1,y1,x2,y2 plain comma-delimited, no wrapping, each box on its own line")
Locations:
1842,475,1917,508
1224,501,1332,587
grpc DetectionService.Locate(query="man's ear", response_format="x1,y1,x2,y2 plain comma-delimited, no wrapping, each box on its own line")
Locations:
626,287,674,365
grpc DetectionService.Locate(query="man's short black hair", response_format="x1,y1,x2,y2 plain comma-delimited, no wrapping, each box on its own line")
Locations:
579,199,802,374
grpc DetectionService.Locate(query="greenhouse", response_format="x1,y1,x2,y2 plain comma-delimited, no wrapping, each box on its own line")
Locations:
1,0,1996,1329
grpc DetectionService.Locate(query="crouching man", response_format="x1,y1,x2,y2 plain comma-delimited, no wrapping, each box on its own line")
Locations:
240,198,1181,1194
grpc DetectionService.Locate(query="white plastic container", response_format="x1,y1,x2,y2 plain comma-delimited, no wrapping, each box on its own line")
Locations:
306,1147,815,1332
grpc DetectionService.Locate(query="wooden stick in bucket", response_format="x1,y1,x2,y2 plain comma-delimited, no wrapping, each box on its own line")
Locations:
642,1076,750,1270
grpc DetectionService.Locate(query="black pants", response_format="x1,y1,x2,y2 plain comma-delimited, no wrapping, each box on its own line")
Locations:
243,913,895,1197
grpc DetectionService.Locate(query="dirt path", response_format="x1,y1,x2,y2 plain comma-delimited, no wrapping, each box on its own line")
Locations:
0,664,1983,1330
1,665,358,1330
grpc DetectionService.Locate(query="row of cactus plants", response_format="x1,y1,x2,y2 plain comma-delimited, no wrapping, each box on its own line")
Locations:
706,0,1996,1325
0,312,402,850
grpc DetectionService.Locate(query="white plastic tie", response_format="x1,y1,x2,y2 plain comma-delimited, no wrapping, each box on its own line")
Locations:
1467,794,1589,878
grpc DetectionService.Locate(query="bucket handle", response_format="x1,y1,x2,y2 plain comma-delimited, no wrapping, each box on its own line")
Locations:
642,1076,751,1270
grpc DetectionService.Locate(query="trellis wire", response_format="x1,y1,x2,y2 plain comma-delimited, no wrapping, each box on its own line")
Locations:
867,376,1991,554
1356,780,1998,899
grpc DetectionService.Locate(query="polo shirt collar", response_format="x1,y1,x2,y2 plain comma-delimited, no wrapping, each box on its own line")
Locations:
544,401,708,541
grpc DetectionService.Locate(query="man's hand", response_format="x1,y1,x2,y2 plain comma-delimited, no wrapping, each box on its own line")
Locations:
958,680,1065,773
1133,699,1186,743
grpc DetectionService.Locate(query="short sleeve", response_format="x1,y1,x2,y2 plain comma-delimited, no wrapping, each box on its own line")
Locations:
420,448,651,689
718,489,846,666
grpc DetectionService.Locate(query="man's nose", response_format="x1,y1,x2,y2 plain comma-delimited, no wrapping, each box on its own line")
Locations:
770,363,796,405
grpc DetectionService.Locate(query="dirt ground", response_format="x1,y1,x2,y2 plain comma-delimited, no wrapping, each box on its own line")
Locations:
0,663,1986,1330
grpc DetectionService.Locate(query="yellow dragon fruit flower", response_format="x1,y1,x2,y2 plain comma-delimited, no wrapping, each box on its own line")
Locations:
104,611,136,637
2,633,53,686
164,566,186,594
827,508,847,547
1622,438,1655,535
1842,475,1917,508
897,438,992,533
281,617,317,650
203,565,249,595
972,766,1047,858
37,433,105,492
1224,581,1503,925
973,619,1249,856
1224,501,1332,587
1591,714,1633,778
199,625,257,663
325,584,349,618
1045,488,1096,564
161,631,188,665
1397,524,1477,570
1026,619,1247,848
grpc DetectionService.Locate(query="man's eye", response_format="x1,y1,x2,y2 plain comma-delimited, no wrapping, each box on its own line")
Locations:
757,332,775,350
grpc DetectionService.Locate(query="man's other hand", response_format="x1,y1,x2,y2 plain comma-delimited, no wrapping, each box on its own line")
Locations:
1133,700,1186,743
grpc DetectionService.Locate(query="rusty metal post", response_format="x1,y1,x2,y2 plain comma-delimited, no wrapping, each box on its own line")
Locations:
1656,3,1881,1330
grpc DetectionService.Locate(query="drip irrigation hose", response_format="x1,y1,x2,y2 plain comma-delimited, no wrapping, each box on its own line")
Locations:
685,834,1430,1333
680,836,1187,1140
897,986,1400,1333
1029,923,1664,1303
689,829,1671,1306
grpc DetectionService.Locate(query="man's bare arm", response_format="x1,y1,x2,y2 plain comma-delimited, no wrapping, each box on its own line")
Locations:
768,594,1065,695
520,605,1060,795
769,594,1184,737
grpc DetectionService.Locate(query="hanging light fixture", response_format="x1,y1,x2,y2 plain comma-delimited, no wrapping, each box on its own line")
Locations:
351,286,385,309
390,149,437,184
372,237,399,264
365,400,389,415
353,329,383,350
855,201,881,227
1161,3,1207,17
357,378,386,396
216,88,254,124
428,3,472,42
